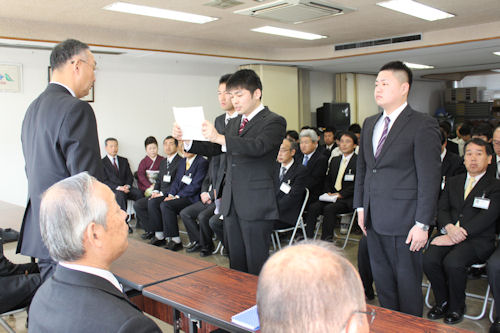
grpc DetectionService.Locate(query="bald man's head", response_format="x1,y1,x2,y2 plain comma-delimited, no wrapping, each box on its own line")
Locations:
257,241,369,333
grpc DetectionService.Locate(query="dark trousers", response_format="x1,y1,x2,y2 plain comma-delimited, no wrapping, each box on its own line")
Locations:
367,229,424,316
114,187,143,211
133,197,148,230
358,235,374,296
488,246,500,318
209,214,225,248
424,241,484,312
305,200,350,239
225,204,274,275
142,196,168,233
160,198,193,237
0,273,41,313
179,201,215,247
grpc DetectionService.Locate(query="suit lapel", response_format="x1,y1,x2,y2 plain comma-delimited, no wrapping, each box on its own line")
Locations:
463,174,490,207
240,107,269,136
375,106,412,164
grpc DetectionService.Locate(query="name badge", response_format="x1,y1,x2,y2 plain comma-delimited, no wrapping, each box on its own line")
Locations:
280,182,291,194
163,174,171,183
181,175,192,185
344,174,354,182
473,197,490,210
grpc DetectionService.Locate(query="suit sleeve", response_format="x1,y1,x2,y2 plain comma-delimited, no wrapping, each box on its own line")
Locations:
353,120,369,209
189,141,223,157
437,180,454,229
59,101,104,181
414,116,442,225
118,314,162,333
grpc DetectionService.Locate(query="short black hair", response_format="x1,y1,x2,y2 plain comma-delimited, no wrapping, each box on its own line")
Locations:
286,130,299,141
439,128,447,146
471,123,493,140
459,123,472,136
324,127,336,135
334,130,344,140
379,61,413,89
226,69,263,98
340,131,358,145
144,136,158,148
348,123,361,134
283,137,298,152
219,73,232,85
105,137,117,146
464,138,493,155
164,135,178,147
439,121,452,135
50,39,89,70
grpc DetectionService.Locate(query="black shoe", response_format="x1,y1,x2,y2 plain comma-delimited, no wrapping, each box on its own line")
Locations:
200,248,214,257
427,302,448,320
365,289,375,301
186,241,199,250
490,317,500,333
166,240,183,251
444,311,464,325
186,243,202,253
141,232,154,240
150,238,166,247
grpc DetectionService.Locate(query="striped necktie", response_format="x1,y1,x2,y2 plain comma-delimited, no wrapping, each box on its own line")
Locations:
375,117,390,159
239,117,248,134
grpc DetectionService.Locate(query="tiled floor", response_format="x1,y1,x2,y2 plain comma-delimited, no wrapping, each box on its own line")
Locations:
2,213,495,332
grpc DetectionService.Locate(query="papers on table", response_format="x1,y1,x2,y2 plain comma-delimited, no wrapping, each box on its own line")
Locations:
231,305,260,331
173,106,207,141
319,193,338,203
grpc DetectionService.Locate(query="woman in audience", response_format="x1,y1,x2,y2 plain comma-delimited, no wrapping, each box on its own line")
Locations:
137,136,164,197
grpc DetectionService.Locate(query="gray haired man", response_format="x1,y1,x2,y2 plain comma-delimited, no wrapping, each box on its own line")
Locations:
29,173,160,333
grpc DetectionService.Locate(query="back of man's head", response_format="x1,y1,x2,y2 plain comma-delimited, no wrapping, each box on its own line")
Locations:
40,172,107,262
50,39,89,70
257,241,368,333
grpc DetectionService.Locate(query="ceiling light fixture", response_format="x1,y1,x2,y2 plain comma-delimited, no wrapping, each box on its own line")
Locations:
251,26,327,40
494,52,500,56
103,2,218,24
404,62,434,69
376,0,454,21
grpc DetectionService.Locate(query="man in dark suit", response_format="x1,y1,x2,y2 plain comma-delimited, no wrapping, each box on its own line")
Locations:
0,235,40,314
424,139,500,325
174,69,286,275
273,138,307,230
489,126,500,333
159,153,208,251
439,121,460,155
353,61,441,316
101,137,143,233
29,173,160,332
20,39,103,282
305,131,358,239
179,74,236,257
135,136,182,241
440,129,465,181
320,127,336,158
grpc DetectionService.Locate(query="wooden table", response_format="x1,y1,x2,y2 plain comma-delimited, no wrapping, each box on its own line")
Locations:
110,239,216,291
143,265,473,333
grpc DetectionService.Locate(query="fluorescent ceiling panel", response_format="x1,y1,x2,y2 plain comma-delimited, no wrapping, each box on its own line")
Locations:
377,0,454,21
494,52,500,56
251,26,327,40
103,2,218,24
404,62,434,69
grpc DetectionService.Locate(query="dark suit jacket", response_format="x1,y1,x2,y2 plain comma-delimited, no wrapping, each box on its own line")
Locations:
168,155,208,204
295,150,329,202
102,155,134,190
353,105,441,235
206,113,227,199
19,83,103,259
28,265,160,333
441,150,465,178
324,154,358,209
190,107,286,221
447,139,459,155
275,161,308,226
154,154,182,194
438,173,500,260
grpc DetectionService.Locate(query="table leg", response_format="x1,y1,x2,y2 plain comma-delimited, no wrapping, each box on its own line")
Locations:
173,308,181,333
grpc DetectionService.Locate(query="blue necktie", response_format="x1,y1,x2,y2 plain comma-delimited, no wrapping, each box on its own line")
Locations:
303,155,309,166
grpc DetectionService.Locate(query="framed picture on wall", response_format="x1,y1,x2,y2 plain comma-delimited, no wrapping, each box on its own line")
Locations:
0,64,22,93
48,66,94,102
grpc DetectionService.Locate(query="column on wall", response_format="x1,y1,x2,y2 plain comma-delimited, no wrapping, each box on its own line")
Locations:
335,73,379,125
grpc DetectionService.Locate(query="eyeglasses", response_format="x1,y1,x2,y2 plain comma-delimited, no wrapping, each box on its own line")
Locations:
72,58,97,73
340,308,376,331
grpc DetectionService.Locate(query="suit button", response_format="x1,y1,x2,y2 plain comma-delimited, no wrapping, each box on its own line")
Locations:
372,169,377,173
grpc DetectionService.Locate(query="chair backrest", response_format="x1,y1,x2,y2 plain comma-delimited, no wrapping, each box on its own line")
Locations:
295,188,309,226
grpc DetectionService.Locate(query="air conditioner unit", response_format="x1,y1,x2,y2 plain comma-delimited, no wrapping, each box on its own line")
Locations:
234,0,355,24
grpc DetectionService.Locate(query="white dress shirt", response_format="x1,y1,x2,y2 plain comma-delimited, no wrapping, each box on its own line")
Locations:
372,102,407,155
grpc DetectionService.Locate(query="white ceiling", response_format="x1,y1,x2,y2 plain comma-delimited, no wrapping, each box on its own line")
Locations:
1,0,500,79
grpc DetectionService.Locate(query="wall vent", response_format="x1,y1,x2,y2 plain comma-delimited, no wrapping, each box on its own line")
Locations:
334,34,421,51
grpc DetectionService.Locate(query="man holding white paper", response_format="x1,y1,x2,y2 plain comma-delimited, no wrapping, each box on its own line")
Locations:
305,131,358,240
173,69,286,275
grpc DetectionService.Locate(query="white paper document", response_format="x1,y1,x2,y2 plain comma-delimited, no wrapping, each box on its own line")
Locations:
173,106,207,141
319,193,338,203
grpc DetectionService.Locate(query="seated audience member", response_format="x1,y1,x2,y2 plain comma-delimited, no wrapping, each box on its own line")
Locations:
154,153,208,251
0,235,40,314
305,132,358,239
257,241,370,333
348,123,361,141
295,129,328,205
330,130,344,159
135,137,181,240
440,129,465,181
274,138,307,230
101,137,143,233
451,122,472,157
439,121,459,155
472,123,496,177
493,125,500,179
424,138,500,325
285,130,299,143
321,127,336,158
137,136,164,196
29,173,161,332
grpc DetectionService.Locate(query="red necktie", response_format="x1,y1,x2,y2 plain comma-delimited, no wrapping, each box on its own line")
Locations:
239,117,248,135
113,157,119,172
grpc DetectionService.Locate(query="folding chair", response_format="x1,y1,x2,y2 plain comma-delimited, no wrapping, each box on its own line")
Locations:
271,188,309,251
0,307,28,333
313,210,359,250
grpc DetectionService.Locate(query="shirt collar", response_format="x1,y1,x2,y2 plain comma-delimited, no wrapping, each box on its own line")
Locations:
305,149,317,159
186,155,196,165
281,159,294,171
342,152,354,163
60,262,122,292
243,103,264,122
167,153,177,163
225,111,238,123
466,171,486,184
383,101,407,124
51,81,76,97
440,148,447,162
